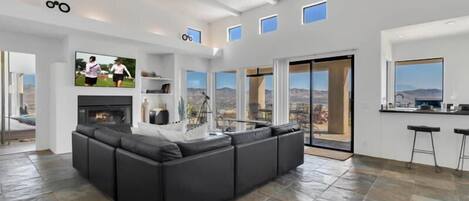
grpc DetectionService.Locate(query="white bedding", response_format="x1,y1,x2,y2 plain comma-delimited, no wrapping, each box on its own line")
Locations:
4,117,35,131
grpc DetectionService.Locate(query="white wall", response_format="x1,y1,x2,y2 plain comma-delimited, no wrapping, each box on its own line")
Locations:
0,30,65,151
0,0,214,58
392,33,469,103
49,34,142,153
208,0,469,165
47,33,211,153
12,0,211,46
376,34,469,170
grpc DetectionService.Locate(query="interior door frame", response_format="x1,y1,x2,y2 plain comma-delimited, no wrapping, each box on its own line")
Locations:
0,51,4,145
290,55,354,153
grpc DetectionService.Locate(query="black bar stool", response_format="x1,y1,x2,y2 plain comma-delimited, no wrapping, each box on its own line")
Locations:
407,125,441,172
454,128,469,176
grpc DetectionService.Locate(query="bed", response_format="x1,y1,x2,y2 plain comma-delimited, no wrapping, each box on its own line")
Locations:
2,115,36,141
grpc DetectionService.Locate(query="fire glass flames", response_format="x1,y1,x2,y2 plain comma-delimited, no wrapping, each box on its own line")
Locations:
95,112,112,123
89,110,126,125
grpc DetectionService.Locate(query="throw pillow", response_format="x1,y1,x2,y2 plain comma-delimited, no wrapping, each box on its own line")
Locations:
136,122,164,138
159,120,188,132
157,127,186,142
185,124,209,141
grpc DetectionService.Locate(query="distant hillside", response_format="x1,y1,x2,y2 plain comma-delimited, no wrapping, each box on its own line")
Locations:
396,89,442,107
188,88,331,107
289,88,329,105
214,87,236,109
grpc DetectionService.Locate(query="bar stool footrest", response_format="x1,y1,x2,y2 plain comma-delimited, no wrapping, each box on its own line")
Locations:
413,149,434,155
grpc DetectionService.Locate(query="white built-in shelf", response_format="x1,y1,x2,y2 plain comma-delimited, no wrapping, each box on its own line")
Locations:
141,77,173,81
141,93,173,96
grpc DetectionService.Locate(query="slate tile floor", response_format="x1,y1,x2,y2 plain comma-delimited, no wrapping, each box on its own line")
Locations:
1,151,469,201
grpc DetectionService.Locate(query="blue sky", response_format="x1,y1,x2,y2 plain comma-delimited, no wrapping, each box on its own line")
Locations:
213,71,329,91
24,74,35,86
187,28,201,43
395,63,443,91
214,71,274,90
303,2,327,24
187,71,207,89
261,16,277,33
290,71,329,90
216,72,236,89
192,67,354,92
229,26,241,41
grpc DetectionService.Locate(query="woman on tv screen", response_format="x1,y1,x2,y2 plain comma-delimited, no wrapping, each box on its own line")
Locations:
110,59,133,87
85,56,101,86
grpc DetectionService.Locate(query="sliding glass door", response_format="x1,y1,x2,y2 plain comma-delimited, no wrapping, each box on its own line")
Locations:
289,63,312,144
289,56,354,152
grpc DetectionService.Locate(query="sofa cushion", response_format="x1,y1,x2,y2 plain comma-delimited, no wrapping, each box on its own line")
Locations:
121,135,182,162
225,127,272,145
94,127,129,147
176,135,232,157
270,123,300,136
76,124,97,137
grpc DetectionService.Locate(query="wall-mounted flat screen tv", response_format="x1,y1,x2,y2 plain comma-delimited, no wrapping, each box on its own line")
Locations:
75,51,136,88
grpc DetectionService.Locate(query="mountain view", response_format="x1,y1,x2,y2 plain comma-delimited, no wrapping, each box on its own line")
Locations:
395,89,442,107
188,88,330,109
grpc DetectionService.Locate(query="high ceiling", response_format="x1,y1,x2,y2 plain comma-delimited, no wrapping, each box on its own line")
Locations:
144,0,277,22
385,15,469,44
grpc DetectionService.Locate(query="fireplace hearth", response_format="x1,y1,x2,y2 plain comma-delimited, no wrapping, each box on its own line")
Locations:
78,96,132,126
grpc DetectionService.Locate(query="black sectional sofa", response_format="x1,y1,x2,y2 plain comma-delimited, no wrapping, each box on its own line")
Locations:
72,123,303,201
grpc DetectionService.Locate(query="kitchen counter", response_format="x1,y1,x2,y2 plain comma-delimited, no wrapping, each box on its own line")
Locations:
380,108,469,115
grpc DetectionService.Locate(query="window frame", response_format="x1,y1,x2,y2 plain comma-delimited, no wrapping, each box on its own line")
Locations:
259,14,278,34
393,57,445,108
227,24,242,42
187,27,202,44
302,0,328,25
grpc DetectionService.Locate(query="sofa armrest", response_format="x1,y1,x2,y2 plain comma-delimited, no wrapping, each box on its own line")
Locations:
235,137,277,195
278,130,304,175
72,131,89,178
163,146,235,201
116,148,163,201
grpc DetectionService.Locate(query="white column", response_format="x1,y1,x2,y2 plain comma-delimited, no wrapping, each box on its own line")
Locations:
207,71,215,130
273,58,290,125
237,69,246,130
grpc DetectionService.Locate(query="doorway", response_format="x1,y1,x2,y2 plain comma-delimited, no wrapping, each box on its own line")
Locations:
289,55,354,152
0,51,37,155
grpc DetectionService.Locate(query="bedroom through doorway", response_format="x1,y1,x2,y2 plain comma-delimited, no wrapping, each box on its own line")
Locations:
0,50,36,155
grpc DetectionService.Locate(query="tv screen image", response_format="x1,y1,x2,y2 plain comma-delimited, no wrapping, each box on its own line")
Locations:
75,52,136,88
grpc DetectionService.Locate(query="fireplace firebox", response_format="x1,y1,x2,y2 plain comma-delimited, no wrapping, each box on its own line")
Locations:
78,96,132,126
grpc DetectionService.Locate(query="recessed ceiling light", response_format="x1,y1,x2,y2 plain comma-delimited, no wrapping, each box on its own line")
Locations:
398,35,405,39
